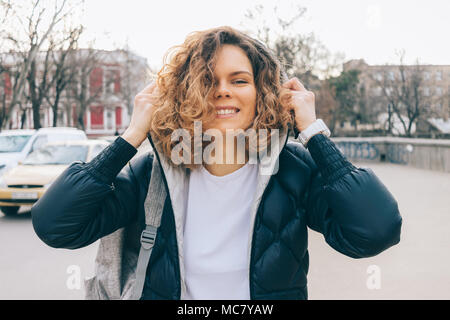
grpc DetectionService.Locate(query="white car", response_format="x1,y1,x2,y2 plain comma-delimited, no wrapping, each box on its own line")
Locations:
0,139,109,216
0,127,87,177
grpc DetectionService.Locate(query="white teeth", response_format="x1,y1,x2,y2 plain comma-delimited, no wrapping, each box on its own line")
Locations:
216,109,236,115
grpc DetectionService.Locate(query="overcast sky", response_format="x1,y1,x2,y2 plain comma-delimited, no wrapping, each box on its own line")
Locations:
79,0,449,71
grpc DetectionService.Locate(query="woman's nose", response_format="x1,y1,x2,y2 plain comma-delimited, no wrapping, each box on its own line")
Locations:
214,82,232,99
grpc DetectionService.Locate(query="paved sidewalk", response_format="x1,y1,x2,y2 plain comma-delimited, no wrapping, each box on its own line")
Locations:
307,162,450,299
0,162,449,299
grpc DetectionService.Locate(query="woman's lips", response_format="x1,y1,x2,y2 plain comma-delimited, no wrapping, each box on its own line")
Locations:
215,106,240,119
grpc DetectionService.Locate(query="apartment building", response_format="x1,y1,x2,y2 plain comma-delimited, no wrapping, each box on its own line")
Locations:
1,49,149,137
343,59,450,136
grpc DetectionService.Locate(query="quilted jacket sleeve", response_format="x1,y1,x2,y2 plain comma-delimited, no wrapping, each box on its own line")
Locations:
31,137,150,250
303,134,402,258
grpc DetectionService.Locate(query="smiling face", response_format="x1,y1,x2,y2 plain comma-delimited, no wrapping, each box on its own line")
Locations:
203,44,257,134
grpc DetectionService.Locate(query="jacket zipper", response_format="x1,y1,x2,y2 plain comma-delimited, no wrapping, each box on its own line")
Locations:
248,127,291,300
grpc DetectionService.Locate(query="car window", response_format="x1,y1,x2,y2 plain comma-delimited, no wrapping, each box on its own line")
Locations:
23,145,89,165
30,135,48,153
89,144,107,160
0,135,33,153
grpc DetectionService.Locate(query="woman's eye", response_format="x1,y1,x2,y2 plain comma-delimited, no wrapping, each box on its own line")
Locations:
233,80,248,84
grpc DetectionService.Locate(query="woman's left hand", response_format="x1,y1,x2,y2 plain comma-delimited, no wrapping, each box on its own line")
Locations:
282,77,317,132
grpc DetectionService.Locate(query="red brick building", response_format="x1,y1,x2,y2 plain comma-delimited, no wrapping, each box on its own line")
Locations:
1,49,149,137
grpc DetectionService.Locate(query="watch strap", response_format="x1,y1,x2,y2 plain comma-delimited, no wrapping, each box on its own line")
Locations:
298,119,331,146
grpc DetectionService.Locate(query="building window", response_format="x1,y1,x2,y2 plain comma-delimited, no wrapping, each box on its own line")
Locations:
424,72,430,81
105,69,120,95
436,71,442,81
423,87,430,96
372,86,382,96
374,73,383,81
115,107,122,127
435,87,443,96
113,70,121,93
90,105,104,129
106,110,113,130
388,71,395,81
386,86,393,96
90,67,104,98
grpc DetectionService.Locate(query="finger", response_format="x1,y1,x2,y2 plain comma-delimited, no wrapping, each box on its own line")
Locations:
293,78,306,91
281,79,291,89
282,77,306,91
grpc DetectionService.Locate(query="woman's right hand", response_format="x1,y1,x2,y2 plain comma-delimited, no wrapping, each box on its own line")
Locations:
121,82,159,148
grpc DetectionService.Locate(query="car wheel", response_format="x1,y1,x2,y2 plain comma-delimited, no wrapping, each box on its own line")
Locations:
1,206,20,216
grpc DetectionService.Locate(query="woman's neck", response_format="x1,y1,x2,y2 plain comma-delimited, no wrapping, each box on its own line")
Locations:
203,136,249,177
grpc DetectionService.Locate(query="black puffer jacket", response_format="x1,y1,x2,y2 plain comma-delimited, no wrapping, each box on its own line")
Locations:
31,132,402,300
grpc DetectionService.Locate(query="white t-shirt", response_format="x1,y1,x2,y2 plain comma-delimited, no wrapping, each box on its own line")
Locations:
183,162,258,300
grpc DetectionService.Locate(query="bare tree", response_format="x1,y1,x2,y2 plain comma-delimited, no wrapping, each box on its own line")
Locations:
0,1,12,128
1,0,72,128
242,3,343,89
0,63,9,130
0,52,29,129
45,25,83,127
372,52,432,137
241,2,345,136
26,47,55,129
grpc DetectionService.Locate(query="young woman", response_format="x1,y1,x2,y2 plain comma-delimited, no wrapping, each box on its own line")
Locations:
31,26,402,300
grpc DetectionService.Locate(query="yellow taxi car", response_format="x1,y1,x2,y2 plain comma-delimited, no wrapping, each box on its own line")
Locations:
0,139,109,216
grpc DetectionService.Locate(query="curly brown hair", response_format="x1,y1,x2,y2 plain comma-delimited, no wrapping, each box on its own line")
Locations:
149,26,293,168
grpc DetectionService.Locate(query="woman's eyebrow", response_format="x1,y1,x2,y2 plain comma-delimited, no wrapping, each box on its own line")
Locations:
228,71,253,77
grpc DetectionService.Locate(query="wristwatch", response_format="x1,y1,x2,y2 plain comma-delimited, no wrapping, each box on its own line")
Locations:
297,119,331,146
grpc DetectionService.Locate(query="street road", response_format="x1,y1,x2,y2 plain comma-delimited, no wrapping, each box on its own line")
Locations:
0,162,449,299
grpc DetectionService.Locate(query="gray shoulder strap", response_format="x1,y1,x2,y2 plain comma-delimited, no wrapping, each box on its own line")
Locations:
132,154,167,300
